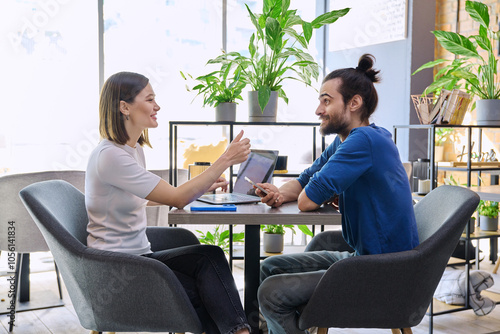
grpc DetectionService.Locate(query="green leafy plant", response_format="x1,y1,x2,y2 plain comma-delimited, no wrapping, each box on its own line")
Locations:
209,0,350,112
180,52,246,108
261,224,313,237
196,225,245,254
476,200,499,218
413,1,500,100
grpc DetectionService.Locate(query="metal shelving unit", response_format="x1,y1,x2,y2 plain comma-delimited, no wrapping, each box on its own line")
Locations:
169,121,327,266
394,124,500,333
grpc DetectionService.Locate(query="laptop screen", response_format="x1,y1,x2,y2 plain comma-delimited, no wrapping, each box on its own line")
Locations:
233,149,278,196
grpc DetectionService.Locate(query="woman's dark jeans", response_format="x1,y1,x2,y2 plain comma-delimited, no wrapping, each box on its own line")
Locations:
143,244,249,334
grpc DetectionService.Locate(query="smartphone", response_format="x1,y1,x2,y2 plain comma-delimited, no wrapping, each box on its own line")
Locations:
244,176,269,195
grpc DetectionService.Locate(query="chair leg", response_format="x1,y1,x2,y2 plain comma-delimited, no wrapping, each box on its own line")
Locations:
391,329,413,334
317,328,328,334
493,257,500,274
54,262,63,299
8,253,23,332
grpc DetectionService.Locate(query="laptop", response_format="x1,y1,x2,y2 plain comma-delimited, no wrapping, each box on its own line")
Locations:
197,149,278,204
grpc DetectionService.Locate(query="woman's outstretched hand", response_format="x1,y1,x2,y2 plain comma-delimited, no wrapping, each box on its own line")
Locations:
223,130,251,166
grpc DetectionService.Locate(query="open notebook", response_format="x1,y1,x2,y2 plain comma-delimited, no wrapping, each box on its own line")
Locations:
197,149,278,204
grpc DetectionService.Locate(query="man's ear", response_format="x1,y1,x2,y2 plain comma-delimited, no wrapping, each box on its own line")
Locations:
348,95,363,112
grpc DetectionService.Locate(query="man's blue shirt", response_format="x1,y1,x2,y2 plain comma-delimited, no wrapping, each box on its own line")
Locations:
297,124,419,255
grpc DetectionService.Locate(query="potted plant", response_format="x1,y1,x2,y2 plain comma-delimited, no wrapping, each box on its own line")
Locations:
197,225,245,255
180,52,246,122
477,200,499,231
413,1,500,125
261,224,313,253
209,1,349,121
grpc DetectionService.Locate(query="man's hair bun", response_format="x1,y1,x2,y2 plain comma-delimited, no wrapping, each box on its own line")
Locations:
356,54,380,83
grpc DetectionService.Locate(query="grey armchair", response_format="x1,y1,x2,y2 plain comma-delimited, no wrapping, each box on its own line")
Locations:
298,185,480,334
0,171,85,331
19,179,203,333
146,169,188,226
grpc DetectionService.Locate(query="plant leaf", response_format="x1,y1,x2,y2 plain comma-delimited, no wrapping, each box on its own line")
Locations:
283,27,307,48
465,0,489,28
249,33,256,58
451,68,478,80
246,4,265,39
423,75,458,95
311,8,350,29
265,17,283,51
258,85,272,112
302,21,313,43
412,58,449,75
281,0,290,15
283,11,302,28
474,33,492,52
433,30,481,59
297,225,313,237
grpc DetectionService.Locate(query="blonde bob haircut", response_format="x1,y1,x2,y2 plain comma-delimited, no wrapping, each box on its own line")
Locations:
99,71,152,147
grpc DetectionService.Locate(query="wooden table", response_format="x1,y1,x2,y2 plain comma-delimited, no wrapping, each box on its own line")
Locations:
169,201,341,333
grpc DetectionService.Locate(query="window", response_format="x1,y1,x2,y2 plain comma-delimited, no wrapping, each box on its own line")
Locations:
0,0,98,173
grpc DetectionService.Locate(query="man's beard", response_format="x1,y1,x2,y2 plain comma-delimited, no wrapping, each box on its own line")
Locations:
319,107,349,136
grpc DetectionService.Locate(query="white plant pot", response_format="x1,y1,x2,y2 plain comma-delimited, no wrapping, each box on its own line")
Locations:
263,233,284,253
476,99,500,126
215,102,236,122
248,91,278,122
479,215,498,231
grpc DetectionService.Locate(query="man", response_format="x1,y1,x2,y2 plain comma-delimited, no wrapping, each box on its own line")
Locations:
256,54,419,334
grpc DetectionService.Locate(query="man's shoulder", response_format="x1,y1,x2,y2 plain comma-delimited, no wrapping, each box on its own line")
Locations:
351,124,392,141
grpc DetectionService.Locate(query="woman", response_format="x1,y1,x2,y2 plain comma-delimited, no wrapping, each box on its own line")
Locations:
85,71,251,334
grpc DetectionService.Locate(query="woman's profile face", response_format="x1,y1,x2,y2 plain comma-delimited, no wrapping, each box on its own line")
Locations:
125,83,160,130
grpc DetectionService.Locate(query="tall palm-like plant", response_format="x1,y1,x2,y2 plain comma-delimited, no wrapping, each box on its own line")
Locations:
210,0,349,112
413,1,500,100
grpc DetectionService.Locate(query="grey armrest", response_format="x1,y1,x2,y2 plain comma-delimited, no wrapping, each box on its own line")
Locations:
305,230,354,253
146,226,200,251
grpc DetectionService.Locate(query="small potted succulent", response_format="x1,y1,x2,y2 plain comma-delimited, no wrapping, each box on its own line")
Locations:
261,224,313,253
477,200,499,231
413,1,500,125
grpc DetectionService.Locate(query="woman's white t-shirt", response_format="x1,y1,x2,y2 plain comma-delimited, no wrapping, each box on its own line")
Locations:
85,139,161,255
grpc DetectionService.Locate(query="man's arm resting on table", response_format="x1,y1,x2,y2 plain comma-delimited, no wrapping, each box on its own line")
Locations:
257,179,304,207
298,189,321,212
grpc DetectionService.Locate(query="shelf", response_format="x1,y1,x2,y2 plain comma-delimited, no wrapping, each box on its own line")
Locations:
394,124,500,129
462,228,500,240
439,162,500,167
430,290,500,315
